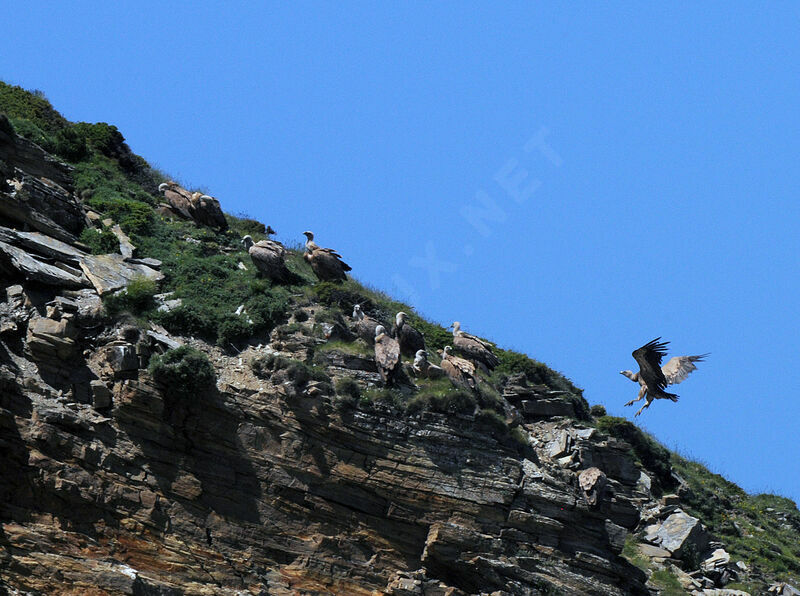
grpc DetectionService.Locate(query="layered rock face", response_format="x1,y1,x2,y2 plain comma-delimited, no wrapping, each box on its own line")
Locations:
0,330,651,595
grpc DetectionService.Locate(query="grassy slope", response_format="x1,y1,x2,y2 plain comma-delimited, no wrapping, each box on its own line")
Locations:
2,81,798,593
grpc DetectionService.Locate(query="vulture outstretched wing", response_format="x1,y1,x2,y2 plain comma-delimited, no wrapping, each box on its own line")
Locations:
632,337,670,390
662,354,708,385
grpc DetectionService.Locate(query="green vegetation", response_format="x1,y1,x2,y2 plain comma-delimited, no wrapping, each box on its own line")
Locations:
79,226,119,254
103,277,158,317
148,346,216,397
0,82,68,134
672,454,800,586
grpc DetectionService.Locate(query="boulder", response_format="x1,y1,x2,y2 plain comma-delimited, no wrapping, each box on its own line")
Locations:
646,509,710,558
90,380,113,409
79,253,163,295
0,240,89,288
26,316,78,360
100,343,139,378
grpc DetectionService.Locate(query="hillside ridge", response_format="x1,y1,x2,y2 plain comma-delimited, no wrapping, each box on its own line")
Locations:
1,81,798,596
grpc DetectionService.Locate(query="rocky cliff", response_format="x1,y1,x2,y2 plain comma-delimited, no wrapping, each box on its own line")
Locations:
1,83,799,595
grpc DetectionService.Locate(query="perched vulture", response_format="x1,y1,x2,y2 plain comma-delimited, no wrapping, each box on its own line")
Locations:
440,345,477,390
392,312,425,357
412,349,444,380
578,467,607,507
450,321,499,371
302,231,351,282
241,235,295,284
158,181,193,220
351,304,381,345
374,325,401,385
621,338,708,417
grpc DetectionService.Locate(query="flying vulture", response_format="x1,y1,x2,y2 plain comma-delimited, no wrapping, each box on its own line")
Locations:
351,304,381,345
392,312,425,357
440,345,477,390
302,231,351,282
450,321,499,371
374,325,401,385
412,349,444,380
621,338,708,417
241,234,296,284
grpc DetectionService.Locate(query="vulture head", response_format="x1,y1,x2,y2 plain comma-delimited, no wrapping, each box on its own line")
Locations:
442,345,453,357
374,325,387,340
158,182,169,194
396,311,408,326
303,231,314,241
241,235,254,250
449,321,462,335
620,370,635,380
352,304,363,319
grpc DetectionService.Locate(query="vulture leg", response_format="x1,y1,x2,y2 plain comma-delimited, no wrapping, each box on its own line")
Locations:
634,395,653,417
625,385,647,407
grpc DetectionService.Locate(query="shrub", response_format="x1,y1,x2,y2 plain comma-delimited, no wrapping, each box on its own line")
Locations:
250,353,290,379
79,227,120,254
53,126,89,162
217,315,254,347
596,416,673,488
148,346,216,397
8,117,55,151
103,276,157,316
590,404,607,418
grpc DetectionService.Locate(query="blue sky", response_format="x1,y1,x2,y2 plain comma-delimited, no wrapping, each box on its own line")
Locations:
2,3,799,502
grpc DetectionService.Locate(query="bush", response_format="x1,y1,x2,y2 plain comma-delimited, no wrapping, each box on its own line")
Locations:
590,404,607,418
0,81,69,134
596,416,673,488
79,227,120,254
148,346,216,397
250,353,290,379
103,277,158,316
53,126,89,162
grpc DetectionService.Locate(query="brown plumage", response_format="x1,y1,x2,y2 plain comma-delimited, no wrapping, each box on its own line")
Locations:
450,321,499,371
242,235,295,284
578,467,607,507
412,349,445,379
621,338,707,417
351,304,381,345
303,231,351,282
374,325,401,384
440,345,477,390
392,312,425,357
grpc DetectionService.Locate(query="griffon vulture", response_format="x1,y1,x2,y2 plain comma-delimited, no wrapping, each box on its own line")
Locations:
578,467,607,507
374,325,401,385
241,235,296,284
302,231,351,282
450,321,499,371
351,304,381,345
621,338,708,417
392,312,425,357
412,349,444,380
440,345,477,390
